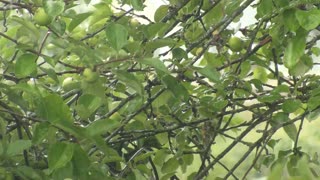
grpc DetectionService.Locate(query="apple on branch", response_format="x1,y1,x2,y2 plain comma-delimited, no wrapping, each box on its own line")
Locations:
228,36,244,52
33,8,52,26
83,68,99,83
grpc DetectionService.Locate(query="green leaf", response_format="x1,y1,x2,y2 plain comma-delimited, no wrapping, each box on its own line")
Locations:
287,154,300,176
52,162,73,180
44,0,65,18
282,99,301,113
257,93,282,103
16,166,43,180
267,139,280,149
145,38,177,52
289,54,313,76
140,58,169,74
297,156,314,179
37,94,73,123
89,3,112,25
15,53,37,78
311,87,320,97
32,122,50,144
271,112,290,127
152,90,172,109
273,84,290,93
269,23,285,45
193,66,220,83
54,119,87,139
16,166,42,180
50,19,66,36
106,23,128,51
72,144,90,179
75,94,102,119
212,99,228,112
154,5,169,22
48,142,74,171
284,29,307,69
296,9,320,31
161,157,179,174
86,118,120,137
11,16,40,39
134,152,154,162
283,124,297,141
153,149,168,166
278,149,292,159
311,47,320,56
273,0,289,8
124,96,144,114
250,79,263,91
239,61,251,78
131,0,144,11
43,55,58,67
100,144,122,163
39,67,59,82
68,12,93,32
161,75,189,101
7,140,32,157
282,9,300,32
306,108,320,122
307,95,320,111
182,154,194,166
256,0,273,18
172,48,188,60
81,79,105,97
204,3,224,24
113,70,143,95
268,162,285,180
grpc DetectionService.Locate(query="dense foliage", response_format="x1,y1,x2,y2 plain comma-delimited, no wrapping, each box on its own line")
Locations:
1,0,320,179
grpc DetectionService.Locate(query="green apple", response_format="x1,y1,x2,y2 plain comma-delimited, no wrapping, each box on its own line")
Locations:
83,68,99,83
34,8,52,26
46,43,56,50
253,66,268,83
228,36,244,52
62,77,80,91
130,19,140,28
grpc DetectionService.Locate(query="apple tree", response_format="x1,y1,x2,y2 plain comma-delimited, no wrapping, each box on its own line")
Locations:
1,0,320,179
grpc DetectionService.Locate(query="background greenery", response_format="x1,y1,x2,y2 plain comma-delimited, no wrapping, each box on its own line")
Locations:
1,0,320,179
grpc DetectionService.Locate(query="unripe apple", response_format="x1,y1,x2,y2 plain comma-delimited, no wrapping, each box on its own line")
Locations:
253,66,268,83
34,8,52,26
83,68,99,83
129,19,140,28
62,77,80,91
228,36,244,52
